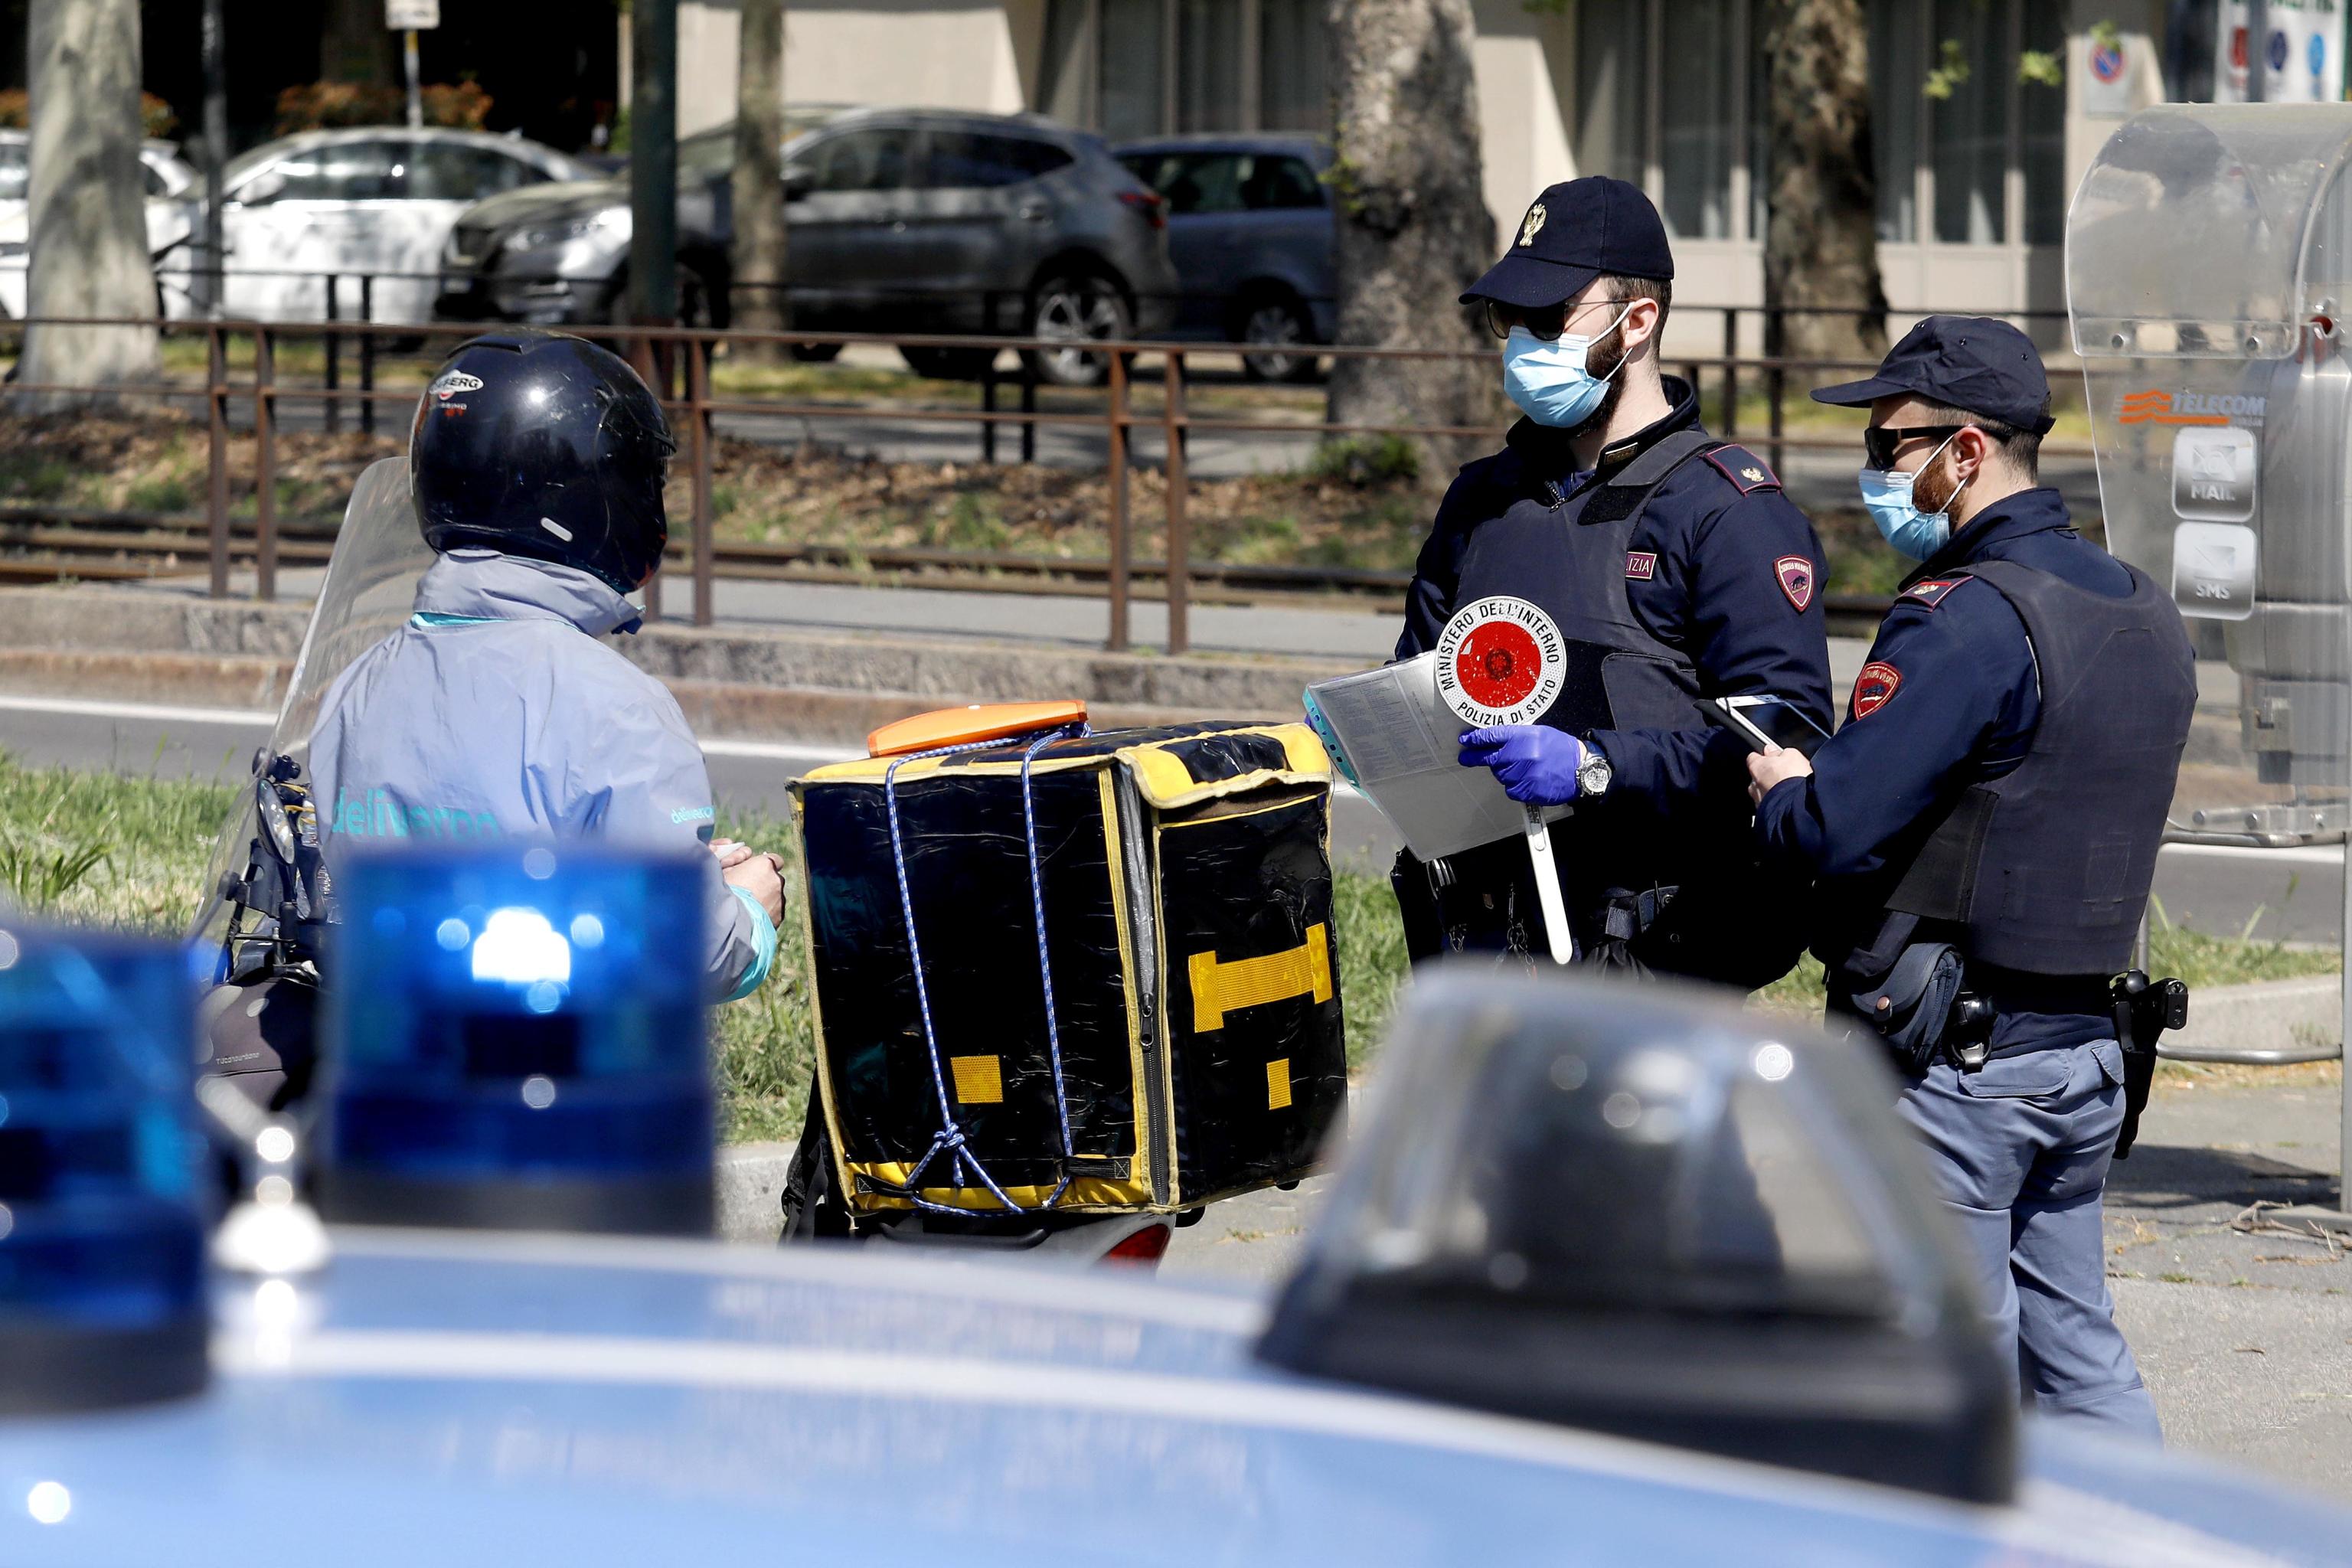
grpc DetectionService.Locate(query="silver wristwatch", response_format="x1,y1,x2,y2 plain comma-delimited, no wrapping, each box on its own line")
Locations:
1576,746,1612,799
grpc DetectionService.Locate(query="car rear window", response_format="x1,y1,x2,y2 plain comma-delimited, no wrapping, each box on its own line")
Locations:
405,143,545,203
923,132,1074,189
1243,156,1323,211
1121,151,1326,215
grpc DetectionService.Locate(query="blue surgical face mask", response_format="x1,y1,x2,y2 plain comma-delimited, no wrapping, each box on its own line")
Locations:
1858,430,1967,560
1501,305,1632,429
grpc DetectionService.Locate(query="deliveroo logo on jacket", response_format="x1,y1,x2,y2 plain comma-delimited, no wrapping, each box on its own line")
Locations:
332,787,501,840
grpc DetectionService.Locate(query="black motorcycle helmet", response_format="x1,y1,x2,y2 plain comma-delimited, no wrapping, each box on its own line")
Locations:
410,332,675,595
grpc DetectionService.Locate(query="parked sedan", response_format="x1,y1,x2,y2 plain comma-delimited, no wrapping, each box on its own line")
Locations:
0,131,197,319
436,107,1180,386
1116,135,1334,382
158,127,598,325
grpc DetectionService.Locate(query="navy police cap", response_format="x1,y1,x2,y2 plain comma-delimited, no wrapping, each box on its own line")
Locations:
1811,315,2057,436
1461,177,1674,308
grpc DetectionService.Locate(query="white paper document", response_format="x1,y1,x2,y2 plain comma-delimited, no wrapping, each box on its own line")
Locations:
1305,652,1567,862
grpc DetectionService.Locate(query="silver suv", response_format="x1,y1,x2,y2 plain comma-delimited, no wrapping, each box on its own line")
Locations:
435,107,1179,385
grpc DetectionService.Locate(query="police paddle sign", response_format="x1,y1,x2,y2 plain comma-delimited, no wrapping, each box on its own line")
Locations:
1434,596,1577,967
1435,597,1568,727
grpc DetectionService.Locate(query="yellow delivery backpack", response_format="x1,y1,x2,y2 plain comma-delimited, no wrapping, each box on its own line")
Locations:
789,704,1345,1215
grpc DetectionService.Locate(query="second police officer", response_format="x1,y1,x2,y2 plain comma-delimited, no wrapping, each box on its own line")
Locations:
1403,176,1833,980
1746,318,2196,1437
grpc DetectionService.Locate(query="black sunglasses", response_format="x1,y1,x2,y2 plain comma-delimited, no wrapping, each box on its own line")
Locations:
1863,424,1968,471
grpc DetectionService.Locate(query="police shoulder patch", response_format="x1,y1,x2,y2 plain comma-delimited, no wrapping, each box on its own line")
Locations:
1702,445,1780,493
1773,555,1815,613
1851,661,1903,719
1901,574,1975,610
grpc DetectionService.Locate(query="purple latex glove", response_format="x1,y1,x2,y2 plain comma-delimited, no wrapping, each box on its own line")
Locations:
1458,724,1585,805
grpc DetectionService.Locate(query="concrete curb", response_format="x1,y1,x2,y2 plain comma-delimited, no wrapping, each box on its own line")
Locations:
2169,974,2344,1062
716,1140,795,1245
0,584,1347,743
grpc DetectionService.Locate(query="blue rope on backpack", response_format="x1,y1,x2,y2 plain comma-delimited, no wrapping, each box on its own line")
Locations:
874,722,1089,1215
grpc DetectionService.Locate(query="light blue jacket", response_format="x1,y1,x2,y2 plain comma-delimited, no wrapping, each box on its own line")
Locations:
307,550,775,1001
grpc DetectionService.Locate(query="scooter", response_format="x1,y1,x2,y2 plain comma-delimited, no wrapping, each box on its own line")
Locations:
189,456,1187,1268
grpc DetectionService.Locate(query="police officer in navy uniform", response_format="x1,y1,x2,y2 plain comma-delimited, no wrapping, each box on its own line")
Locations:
1748,317,2194,1438
1401,176,1833,981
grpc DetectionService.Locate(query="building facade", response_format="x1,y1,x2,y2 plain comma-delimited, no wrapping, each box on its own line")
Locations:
668,0,2334,348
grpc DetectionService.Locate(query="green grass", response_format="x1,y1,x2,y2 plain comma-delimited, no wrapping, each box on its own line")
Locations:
2,753,2328,1141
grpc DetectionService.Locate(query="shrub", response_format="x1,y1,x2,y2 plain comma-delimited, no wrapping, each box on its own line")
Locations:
273,80,492,136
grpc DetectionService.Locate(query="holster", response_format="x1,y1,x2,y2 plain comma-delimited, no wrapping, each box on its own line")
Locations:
2110,971,2187,1161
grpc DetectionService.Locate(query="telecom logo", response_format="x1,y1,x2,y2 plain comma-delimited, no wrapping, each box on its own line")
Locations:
2118,388,2265,428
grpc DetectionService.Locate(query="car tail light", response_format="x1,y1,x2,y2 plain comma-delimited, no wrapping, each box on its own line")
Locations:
1101,1222,1172,1266
1119,189,1168,230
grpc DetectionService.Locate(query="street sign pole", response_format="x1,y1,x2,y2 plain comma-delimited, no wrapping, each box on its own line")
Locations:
384,0,438,128
403,29,422,127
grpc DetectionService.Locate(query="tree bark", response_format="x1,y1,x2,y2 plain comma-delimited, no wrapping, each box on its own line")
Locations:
1325,0,1500,486
320,0,398,87
730,0,788,355
1759,0,1887,374
18,0,160,413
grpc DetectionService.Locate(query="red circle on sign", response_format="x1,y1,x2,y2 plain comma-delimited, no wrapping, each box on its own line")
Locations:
1454,620,1544,711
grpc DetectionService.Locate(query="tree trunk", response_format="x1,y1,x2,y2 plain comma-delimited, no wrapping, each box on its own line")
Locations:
320,0,398,87
18,0,160,413
1759,0,1887,374
730,0,787,357
1325,0,1500,487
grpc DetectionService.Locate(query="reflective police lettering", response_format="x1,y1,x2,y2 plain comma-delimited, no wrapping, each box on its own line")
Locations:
1625,550,1657,580
1851,662,1903,718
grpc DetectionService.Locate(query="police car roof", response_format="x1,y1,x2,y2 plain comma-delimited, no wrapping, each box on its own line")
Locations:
0,1228,2336,1566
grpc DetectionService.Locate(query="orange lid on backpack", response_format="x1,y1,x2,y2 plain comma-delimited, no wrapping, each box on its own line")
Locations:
865,701,1089,759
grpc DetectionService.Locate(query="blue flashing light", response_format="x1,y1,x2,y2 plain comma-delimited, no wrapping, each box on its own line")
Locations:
322,845,714,1236
0,925,209,1413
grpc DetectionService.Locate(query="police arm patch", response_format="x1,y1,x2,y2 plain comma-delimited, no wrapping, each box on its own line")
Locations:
1774,555,1815,613
1625,550,1658,581
1901,574,1973,609
1702,445,1781,492
1851,661,1903,719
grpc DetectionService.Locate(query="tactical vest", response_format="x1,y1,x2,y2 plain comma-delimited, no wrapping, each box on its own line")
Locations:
1878,558,2195,976
1451,429,1724,738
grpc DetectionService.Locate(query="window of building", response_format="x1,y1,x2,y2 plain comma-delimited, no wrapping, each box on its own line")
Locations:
1039,0,1330,137
1870,0,1923,243
1574,0,1648,191
1258,0,1326,132
2020,5,2066,245
1660,0,1742,240
1930,0,2007,245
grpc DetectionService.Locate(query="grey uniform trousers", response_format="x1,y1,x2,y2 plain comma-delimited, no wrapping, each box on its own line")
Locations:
1897,1036,2163,1440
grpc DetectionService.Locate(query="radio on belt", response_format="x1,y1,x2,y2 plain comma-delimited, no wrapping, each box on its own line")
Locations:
1435,596,1577,965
